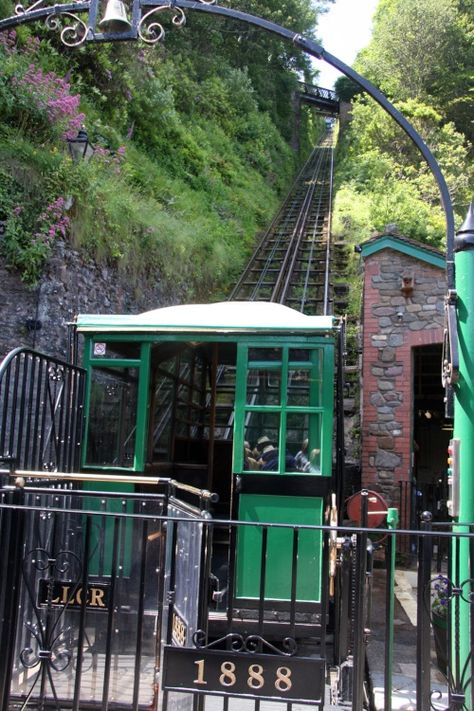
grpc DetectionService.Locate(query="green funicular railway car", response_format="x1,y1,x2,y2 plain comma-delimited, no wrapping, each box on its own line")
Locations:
76,300,341,631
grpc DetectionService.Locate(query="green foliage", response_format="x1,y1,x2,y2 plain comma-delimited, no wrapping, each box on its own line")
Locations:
334,76,361,103
0,136,69,283
333,0,473,283
355,0,474,143
0,0,328,291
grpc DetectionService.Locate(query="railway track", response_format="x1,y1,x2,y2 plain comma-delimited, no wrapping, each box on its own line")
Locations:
154,131,342,446
230,130,337,315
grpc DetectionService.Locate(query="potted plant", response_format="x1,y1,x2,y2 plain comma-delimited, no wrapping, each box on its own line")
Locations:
431,574,450,675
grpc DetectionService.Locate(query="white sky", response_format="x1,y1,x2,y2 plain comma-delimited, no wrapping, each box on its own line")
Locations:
314,0,379,88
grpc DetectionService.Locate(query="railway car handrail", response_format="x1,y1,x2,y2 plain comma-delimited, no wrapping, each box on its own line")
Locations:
0,468,220,504
1,468,166,485
170,478,219,503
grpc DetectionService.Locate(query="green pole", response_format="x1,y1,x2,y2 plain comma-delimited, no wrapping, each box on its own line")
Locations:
453,202,474,708
384,507,399,711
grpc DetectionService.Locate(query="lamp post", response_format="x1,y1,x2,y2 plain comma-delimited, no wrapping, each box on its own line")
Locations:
67,127,94,162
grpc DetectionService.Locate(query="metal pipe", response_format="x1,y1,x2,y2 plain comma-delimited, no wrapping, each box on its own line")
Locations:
384,507,399,711
4,469,165,485
416,512,432,711
169,479,219,502
352,490,368,711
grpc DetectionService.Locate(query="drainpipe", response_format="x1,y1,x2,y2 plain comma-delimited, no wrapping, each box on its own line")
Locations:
453,202,474,709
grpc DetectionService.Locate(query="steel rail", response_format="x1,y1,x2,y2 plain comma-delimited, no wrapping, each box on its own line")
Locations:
230,148,326,302
323,143,335,315
297,146,331,313
231,132,334,315
228,148,325,300
236,151,320,302
270,146,325,302
278,141,333,312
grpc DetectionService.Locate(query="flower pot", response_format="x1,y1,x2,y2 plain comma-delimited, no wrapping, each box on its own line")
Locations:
432,611,448,675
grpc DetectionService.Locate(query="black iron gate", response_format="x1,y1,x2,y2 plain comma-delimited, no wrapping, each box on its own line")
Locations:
160,514,329,711
0,481,167,710
0,348,85,475
160,496,211,711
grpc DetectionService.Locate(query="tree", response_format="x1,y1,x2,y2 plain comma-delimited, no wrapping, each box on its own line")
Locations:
355,0,474,142
334,76,361,103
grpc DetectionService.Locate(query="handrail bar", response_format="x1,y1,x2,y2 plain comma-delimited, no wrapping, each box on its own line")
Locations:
170,478,219,503
0,469,219,502
1,469,165,486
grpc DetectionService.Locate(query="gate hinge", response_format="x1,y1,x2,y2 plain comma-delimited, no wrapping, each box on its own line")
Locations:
167,590,175,604
329,666,340,706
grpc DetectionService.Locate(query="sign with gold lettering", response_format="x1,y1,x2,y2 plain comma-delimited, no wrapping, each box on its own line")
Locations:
172,609,188,647
37,579,110,610
162,647,324,703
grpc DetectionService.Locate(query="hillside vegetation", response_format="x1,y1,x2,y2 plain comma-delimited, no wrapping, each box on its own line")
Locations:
0,0,332,295
333,0,473,251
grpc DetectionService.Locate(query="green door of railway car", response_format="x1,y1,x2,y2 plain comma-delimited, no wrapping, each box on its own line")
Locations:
233,340,335,602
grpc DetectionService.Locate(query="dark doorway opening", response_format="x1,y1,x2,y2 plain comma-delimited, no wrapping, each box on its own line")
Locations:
413,344,451,520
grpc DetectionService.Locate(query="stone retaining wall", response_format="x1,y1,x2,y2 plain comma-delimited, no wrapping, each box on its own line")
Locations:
0,241,182,361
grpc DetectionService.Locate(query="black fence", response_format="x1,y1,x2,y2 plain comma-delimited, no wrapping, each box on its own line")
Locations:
0,483,167,710
0,348,86,474
0,479,472,711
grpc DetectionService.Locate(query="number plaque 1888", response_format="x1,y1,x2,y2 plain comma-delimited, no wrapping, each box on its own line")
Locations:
162,646,324,704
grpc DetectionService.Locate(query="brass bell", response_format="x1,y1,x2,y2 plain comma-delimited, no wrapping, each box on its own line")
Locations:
99,0,132,33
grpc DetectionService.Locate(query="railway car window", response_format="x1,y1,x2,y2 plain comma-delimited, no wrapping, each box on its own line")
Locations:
174,350,206,440
246,369,281,406
85,366,138,467
150,361,176,461
288,348,312,361
236,344,328,475
248,347,282,363
91,341,141,359
243,413,280,472
287,369,312,407
286,412,321,472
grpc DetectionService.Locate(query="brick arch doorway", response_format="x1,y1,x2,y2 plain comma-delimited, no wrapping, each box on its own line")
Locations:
412,343,452,521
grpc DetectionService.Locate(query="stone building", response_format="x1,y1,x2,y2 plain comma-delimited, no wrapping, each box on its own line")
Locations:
359,233,450,522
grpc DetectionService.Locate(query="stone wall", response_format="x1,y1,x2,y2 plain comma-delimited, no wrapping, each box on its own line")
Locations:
0,241,183,362
361,246,445,506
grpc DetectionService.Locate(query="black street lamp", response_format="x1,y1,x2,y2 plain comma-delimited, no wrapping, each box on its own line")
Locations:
67,127,94,162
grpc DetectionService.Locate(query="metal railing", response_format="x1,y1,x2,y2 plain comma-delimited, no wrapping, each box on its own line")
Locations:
298,82,339,105
0,478,472,710
0,348,86,474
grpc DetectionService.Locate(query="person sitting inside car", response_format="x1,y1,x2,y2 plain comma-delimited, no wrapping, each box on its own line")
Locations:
258,442,297,472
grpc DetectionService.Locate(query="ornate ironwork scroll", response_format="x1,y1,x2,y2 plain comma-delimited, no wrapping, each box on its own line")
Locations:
137,3,185,43
18,547,84,709
192,630,298,656
426,572,474,711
